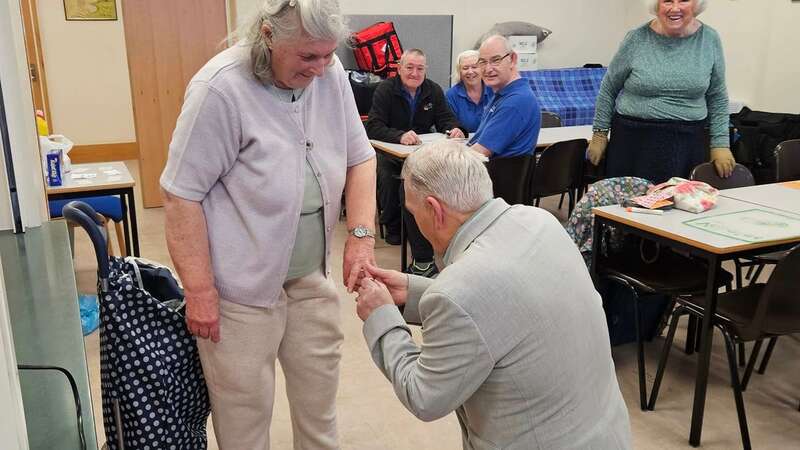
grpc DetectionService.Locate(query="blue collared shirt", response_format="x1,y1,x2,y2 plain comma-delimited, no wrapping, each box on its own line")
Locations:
445,82,493,133
468,78,541,158
401,87,421,123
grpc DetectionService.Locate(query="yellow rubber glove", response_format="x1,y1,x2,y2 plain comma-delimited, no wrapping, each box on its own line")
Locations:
710,147,736,178
587,132,609,166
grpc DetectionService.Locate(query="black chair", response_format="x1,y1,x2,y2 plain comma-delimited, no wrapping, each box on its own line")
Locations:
596,240,733,411
540,111,562,128
775,139,800,182
648,245,800,449
530,139,587,216
486,154,534,205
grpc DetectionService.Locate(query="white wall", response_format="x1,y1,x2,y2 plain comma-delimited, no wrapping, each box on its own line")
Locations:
236,0,633,79
37,0,136,145
625,0,800,113
1,0,47,231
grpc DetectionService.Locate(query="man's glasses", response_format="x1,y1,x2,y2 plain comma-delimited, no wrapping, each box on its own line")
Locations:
477,53,511,68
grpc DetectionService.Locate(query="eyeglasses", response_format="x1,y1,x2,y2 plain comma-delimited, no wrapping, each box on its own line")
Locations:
477,53,511,68
402,64,427,73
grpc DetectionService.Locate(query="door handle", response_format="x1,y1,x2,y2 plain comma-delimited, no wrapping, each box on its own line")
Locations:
29,64,38,82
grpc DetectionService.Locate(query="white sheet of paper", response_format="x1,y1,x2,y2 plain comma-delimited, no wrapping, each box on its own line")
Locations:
684,209,800,243
103,169,122,175
71,173,97,179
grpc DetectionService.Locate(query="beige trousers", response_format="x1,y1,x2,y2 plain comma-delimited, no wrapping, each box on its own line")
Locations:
197,270,343,450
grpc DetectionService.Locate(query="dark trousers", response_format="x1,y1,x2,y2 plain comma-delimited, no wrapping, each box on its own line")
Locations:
377,153,435,263
605,114,708,184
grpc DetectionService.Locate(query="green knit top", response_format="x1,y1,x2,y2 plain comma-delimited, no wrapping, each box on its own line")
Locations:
593,22,730,148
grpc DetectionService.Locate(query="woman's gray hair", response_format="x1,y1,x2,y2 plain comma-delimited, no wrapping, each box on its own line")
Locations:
401,141,494,214
452,50,479,84
235,0,349,85
647,0,707,15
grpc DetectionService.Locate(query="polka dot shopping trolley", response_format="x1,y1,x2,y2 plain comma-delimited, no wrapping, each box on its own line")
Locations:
63,201,210,450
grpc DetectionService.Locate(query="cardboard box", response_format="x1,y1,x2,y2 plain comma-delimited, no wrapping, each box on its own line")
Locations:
517,52,538,71
509,35,537,54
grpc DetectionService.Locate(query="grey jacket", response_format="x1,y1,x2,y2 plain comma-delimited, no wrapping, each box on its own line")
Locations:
363,199,631,449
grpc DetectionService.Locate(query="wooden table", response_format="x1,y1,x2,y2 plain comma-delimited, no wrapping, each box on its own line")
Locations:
719,181,800,215
591,197,800,447
1,222,99,450
46,161,140,256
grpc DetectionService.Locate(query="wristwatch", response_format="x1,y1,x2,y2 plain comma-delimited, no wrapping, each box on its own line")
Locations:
349,225,375,239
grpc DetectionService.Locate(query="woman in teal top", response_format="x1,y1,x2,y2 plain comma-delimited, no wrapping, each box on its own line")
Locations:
446,50,493,133
588,0,736,183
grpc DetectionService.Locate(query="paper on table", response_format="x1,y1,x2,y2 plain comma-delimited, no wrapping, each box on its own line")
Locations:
72,173,97,179
104,169,122,175
419,133,446,144
684,208,800,243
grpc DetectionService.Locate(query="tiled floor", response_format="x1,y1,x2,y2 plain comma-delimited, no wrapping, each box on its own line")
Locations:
71,161,800,449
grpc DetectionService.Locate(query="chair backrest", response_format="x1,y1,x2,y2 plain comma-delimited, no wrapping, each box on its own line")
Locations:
744,244,800,339
485,154,534,205
540,111,562,128
690,162,755,190
775,139,800,182
529,139,587,200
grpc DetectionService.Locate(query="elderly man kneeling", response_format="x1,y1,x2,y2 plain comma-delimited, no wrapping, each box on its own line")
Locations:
356,141,632,449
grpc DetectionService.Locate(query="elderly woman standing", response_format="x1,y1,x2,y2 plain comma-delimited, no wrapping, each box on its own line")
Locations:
445,50,494,133
160,0,376,448
588,0,736,183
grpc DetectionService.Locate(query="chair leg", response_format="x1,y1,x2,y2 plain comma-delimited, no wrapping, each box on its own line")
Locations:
648,306,685,410
757,337,778,375
722,331,752,450
534,197,540,207
740,339,763,391
745,264,756,280
558,193,565,209
633,296,648,411
734,258,744,289
113,220,127,258
750,263,766,284
567,190,575,217
685,315,697,355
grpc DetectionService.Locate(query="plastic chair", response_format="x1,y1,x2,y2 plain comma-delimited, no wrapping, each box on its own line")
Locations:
50,195,127,257
775,139,800,182
540,111,562,128
648,245,800,449
690,162,755,191
530,139,587,216
486,154,534,205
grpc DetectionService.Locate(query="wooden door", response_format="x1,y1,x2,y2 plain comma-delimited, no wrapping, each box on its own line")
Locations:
18,0,52,130
122,0,228,208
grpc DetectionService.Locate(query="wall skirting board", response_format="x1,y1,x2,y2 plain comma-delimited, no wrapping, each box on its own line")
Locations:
69,141,138,163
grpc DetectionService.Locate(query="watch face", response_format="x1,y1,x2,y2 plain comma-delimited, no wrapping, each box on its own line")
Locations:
354,227,366,237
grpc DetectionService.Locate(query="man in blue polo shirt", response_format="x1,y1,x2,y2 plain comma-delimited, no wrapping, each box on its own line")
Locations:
469,35,541,158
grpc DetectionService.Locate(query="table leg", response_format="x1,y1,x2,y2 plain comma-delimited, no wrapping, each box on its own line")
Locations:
119,194,132,258
689,254,720,447
589,216,602,284
126,188,140,257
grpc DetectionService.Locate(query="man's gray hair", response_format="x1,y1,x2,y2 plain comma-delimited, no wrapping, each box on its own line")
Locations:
401,141,494,214
452,49,479,84
647,0,707,15
479,34,514,54
400,48,426,66
236,0,348,85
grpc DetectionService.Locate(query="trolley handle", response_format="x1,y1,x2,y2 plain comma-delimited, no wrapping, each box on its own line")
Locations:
62,201,110,283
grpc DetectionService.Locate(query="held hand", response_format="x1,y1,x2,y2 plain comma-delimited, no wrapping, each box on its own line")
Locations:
185,287,221,343
364,263,408,306
400,130,422,145
356,277,394,321
344,235,376,293
710,147,736,178
587,132,609,166
447,128,465,139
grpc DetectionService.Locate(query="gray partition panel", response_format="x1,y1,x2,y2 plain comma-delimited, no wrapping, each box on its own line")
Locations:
338,15,454,89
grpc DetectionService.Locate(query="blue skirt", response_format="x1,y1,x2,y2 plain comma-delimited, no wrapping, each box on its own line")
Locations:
605,114,708,184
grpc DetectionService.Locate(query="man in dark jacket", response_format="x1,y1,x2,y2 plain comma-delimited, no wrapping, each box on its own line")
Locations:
366,48,466,276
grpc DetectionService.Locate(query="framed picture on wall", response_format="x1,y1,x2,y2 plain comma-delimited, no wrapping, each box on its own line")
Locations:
63,0,118,21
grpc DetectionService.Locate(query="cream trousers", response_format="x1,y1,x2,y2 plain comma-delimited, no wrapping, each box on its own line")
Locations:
197,270,343,450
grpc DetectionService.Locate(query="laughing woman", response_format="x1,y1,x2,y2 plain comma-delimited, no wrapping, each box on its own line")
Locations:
445,50,494,134
588,0,736,183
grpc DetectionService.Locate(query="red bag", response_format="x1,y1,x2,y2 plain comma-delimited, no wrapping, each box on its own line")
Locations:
350,22,403,78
